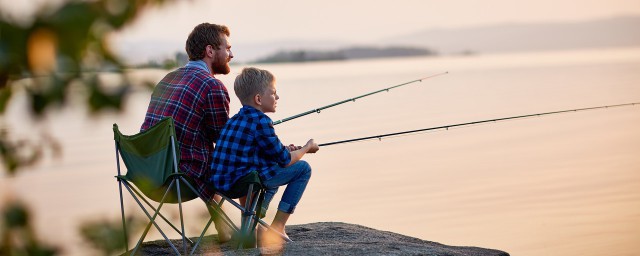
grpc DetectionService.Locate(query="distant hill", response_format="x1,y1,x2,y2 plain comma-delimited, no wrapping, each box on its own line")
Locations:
391,16,640,54
114,15,640,64
252,46,435,63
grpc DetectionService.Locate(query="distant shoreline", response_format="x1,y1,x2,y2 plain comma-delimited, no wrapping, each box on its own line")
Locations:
251,45,438,64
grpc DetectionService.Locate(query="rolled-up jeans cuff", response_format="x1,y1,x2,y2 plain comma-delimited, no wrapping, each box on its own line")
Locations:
278,201,295,214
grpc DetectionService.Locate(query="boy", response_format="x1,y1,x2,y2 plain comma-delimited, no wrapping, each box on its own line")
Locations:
210,67,319,243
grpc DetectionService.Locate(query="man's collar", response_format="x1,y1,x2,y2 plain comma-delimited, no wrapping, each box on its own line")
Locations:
185,60,211,74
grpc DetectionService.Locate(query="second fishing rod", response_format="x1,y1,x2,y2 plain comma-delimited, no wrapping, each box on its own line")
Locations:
318,102,640,147
271,71,449,125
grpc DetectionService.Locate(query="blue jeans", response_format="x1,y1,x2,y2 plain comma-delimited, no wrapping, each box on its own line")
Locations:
261,160,312,214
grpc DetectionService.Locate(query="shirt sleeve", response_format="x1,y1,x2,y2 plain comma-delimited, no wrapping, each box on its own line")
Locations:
204,79,230,143
255,116,291,167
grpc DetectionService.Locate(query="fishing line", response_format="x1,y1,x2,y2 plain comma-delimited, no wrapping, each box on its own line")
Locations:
272,72,449,125
318,102,640,147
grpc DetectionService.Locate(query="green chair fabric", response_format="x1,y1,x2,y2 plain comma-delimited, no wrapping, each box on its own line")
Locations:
113,118,197,203
114,117,238,255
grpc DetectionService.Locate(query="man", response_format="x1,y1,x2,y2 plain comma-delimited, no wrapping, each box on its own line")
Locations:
140,23,234,241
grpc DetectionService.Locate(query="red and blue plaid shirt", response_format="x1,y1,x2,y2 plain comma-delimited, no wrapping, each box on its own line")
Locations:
141,62,230,200
210,105,291,192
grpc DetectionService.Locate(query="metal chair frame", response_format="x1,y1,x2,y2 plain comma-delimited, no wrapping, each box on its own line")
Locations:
114,118,290,255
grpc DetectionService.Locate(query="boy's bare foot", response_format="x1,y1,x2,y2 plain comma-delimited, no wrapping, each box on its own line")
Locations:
258,227,290,248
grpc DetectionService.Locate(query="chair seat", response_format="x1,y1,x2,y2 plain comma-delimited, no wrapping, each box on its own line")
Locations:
223,171,264,199
116,173,199,203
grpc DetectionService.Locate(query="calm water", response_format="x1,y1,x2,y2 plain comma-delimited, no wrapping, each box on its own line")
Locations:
1,47,640,255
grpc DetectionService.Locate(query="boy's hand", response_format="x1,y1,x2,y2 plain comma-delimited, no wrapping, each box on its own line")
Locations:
286,144,302,151
305,139,320,153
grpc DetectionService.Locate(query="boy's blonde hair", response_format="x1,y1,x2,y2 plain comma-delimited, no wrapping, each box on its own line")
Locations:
234,67,275,105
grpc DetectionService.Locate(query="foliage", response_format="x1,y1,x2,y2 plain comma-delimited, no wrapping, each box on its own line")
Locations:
0,0,171,173
79,216,144,255
135,52,188,70
0,0,179,255
0,201,58,256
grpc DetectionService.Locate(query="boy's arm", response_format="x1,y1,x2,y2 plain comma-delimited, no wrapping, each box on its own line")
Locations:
286,139,319,167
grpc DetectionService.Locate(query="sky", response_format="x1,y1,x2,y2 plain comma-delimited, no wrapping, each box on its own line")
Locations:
2,0,640,61
116,0,640,43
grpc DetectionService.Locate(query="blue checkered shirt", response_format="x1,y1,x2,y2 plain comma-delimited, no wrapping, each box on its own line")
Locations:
210,105,291,192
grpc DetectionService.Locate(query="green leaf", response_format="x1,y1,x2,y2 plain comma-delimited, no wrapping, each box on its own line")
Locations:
3,202,28,228
0,84,12,113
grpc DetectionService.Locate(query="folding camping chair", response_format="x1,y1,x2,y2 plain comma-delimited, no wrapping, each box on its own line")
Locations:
113,117,236,255
113,117,290,255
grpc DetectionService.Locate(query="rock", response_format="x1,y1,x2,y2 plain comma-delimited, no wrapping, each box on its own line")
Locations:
123,222,509,256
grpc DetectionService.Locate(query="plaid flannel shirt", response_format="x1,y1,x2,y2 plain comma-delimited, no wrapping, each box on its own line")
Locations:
141,63,230,201
210,105,291,192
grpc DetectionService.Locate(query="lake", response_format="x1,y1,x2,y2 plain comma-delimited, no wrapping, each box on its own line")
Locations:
1,47,639,255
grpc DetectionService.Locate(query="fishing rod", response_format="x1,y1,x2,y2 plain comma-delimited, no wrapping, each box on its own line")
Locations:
319,102,639,147
272,71,449,126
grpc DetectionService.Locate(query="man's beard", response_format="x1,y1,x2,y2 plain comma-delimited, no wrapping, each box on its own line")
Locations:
211,56,230,75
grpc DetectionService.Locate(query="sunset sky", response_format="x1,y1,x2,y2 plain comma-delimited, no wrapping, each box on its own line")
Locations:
2,0,639,62
2,0,639,42
117,0,640,43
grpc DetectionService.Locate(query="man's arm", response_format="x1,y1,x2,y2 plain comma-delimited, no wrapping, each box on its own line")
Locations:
204,80,230,142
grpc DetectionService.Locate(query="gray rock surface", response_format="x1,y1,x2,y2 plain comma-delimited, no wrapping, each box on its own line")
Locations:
125,222,509,255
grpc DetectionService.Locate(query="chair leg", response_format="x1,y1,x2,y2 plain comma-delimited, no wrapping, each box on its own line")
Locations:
128,187,195,245
176,178,187,255
248,189,265,239
189,217,214,256
124,180,181,255
212,194,245,233
115,144,129,252
208,199,238,233
246,190,261,236
239,185,267,249
238,184,256,249
179,177,239,234
176,176,240,255
118,179,129,252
